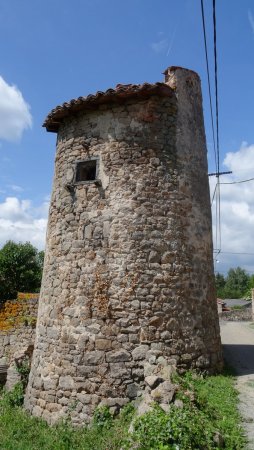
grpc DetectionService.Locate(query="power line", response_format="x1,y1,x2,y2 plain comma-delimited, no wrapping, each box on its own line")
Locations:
220,177,254,185
208,171,232,176
214,251,254,256
218,182,221,250
212,0,222,259
211,182,217,205
213,0,220,175
215,181,221,254
201,0,222,260
200,0,217,171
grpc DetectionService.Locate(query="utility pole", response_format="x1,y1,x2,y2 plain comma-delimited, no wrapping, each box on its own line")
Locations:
208,170,232,272
208,171,232,177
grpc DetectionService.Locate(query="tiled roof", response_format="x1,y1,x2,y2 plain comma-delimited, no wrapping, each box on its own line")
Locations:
43,82,174,132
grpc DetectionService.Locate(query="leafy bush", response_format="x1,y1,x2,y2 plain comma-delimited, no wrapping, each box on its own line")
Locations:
119,402,135,421
125,403,215,449
93,405,113,429
0,397,133,450
0,241,44,302
0,373,246,450
215,267,252,299
194,373,245,449
15,358,31,388
125,372,246,450
0,382,25,407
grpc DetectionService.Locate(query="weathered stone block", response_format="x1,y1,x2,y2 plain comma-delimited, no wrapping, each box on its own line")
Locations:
106,350,131,363
150,381,176,403
83,351,104,365
132,345,149,361
95,339,112,351
59,376,75,390
145,375,163,389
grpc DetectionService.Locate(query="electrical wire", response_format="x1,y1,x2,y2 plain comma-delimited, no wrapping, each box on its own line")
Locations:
213,251,254,255
213,0,220,175
220,177,254,185
215,180,221,256
200,0,217,171
212,0,222,258
200,0,221,263
210,182,218,205
218,181,221,250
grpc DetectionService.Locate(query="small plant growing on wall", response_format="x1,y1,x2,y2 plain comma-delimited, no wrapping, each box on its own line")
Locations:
15,358,31,388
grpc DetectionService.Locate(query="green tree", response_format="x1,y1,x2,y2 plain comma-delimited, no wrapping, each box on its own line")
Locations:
244,273,254,299
249,274,254,289
215,272,226,298
223,267,250,299
0,241,44,302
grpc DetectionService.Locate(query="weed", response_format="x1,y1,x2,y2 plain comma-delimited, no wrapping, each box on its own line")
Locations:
93,405,113,429
0,372,246,449
15,359,31,388
125,372,246,450
0,382,25,407
119,402,135,421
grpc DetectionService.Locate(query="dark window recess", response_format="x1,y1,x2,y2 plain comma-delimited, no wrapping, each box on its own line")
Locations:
75,160,97,182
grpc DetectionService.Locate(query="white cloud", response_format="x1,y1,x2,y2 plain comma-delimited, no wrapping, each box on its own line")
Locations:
0,76,32,142
210,143,254,274
151,39,168,53
0,196,49,250
7,184,24,193
248,10,254,34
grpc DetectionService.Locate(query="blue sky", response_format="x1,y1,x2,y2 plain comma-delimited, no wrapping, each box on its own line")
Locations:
0,0,254,274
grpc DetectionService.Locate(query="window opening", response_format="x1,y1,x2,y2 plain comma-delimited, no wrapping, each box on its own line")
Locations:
75,159,97,183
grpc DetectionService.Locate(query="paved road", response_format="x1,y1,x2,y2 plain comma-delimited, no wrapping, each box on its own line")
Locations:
220,321,254,449
222,299,251,308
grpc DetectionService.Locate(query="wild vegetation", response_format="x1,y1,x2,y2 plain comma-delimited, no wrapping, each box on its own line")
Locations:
215,267,254,299
0,241,44,303
0,371,246,449
0,240,249,447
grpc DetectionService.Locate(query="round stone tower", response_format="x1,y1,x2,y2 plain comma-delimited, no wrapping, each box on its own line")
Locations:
25,67,222,424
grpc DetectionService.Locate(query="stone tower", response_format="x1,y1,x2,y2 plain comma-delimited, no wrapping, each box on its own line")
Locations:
25,66,222,424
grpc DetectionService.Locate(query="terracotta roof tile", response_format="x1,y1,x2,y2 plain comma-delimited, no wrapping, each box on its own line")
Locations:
43,82,174,132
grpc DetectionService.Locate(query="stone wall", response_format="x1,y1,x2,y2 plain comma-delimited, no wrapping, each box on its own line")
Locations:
25,66,223,425
0,294,38,388
220,306,252,321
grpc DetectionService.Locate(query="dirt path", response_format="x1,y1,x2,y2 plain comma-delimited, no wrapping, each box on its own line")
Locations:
220,321,254,449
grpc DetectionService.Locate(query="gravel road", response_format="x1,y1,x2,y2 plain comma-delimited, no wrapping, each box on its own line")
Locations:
220,320,254,449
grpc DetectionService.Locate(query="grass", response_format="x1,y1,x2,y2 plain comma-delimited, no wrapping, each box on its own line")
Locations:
0,398,133,450
0,371,246,450
190,373,245,449
126,371,246,449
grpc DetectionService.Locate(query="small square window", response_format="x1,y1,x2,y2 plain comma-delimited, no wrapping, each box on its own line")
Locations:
75,159,98,183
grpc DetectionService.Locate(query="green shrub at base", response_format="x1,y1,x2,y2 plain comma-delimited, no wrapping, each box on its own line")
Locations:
0,372,246,450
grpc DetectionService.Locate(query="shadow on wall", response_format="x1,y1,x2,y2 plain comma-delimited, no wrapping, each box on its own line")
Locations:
223,344,254,376
0,362,8,387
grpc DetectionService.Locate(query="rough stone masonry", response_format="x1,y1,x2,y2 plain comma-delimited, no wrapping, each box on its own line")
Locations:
25,66,223,425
